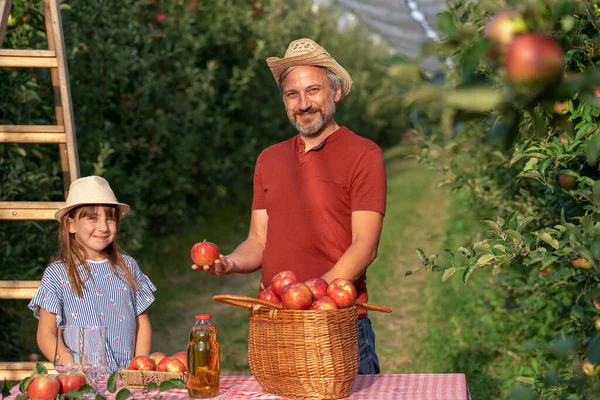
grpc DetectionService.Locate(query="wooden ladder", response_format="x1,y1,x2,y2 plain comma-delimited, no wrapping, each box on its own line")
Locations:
0,0,79,380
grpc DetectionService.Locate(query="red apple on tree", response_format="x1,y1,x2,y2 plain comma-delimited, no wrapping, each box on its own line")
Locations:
558,175,576,189
505,33,564,95
572,257,593,270
128,355,156,371
484,10,527,59
156,356,186,372
57,371,87,394
327,278,358,309
191,240,220,266
149,351,167,365
172,351,188,370
257,285,282,306
309,295,339,311
271,270,298,297
304,277,328,299
281,282,313,310
27,374,60,400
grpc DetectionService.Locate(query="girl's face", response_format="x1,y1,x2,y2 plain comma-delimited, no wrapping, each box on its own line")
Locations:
68,206,118,261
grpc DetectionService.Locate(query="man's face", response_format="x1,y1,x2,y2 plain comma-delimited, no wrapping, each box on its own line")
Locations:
281,66,342,137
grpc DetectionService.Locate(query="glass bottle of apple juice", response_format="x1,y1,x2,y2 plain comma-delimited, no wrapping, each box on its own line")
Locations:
187,314,220,398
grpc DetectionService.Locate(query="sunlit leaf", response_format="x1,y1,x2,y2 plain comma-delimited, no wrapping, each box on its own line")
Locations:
444,87,502,112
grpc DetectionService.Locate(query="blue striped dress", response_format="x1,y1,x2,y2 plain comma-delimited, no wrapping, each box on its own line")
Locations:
28,254,156,373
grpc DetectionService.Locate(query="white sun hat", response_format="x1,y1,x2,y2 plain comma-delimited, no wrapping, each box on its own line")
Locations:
54,176,130,221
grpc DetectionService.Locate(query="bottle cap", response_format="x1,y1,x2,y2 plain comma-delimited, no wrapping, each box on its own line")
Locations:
195,314,212,320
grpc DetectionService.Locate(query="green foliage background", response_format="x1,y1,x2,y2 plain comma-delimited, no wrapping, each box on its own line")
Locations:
384,0,600,397
0,0,410,361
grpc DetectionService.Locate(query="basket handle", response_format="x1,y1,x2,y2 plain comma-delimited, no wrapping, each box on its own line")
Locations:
213,294,392,313
213,294,284,310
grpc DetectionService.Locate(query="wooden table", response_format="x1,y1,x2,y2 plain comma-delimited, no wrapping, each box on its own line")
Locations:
5,374,471,399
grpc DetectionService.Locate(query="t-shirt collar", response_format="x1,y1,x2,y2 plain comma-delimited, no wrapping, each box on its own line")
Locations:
296,126,347,154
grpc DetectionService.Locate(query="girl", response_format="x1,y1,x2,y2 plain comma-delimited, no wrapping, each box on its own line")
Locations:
28,176,156,373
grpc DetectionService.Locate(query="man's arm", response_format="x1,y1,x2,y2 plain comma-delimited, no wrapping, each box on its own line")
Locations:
195,209,268,275
321,210,383,283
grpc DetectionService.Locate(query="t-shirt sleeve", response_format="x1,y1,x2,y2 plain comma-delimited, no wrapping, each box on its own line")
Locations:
126,257,157,316
251,153,266,210
28,264,66,325
350,147,387,215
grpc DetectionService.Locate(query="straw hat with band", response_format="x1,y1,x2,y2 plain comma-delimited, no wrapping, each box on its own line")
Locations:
266,38,353,100
54,176,130,221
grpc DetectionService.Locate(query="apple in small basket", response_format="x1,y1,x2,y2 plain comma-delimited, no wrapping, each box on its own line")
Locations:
191,240,220,266
281,282,313,310
271,270,298,297
149,351,167,365
128,355,156,371
327,278,357,309
172,351,188,370
156,356,186,373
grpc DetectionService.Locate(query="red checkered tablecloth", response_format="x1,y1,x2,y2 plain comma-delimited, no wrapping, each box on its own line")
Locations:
6,374,471,399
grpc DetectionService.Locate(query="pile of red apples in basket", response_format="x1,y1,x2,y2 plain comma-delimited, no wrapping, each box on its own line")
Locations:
259,271,357,310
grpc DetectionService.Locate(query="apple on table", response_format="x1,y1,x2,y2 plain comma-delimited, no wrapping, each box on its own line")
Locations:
128,355,156,371
156,356,186,373
57,371,87,394
172,351,188,370
27,373,60,400
149,351,167,365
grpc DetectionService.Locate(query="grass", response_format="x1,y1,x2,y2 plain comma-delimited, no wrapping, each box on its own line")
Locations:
129,159,520,396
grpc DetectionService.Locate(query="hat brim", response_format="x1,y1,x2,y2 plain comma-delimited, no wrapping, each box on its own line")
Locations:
266,48,353,100
54,202,130,221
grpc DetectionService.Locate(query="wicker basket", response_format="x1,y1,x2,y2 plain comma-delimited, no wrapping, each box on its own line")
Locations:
213,294,392,400
118,368,186,389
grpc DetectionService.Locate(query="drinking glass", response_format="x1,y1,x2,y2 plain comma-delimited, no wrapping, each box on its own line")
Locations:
81,326,108,397
54,325,82,373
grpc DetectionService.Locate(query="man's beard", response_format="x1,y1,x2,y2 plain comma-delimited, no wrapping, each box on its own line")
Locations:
289,100,336,137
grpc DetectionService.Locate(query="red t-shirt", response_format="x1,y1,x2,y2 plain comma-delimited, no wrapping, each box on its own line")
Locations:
252,126,387,310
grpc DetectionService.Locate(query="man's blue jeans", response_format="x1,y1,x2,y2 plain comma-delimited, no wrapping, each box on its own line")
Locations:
358,317,380,374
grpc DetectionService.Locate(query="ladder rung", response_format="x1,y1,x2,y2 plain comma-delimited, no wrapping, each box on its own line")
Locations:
0,125,66,143
0,361,55,381
0,49,58,68
0,202,65,220
0,280,40,299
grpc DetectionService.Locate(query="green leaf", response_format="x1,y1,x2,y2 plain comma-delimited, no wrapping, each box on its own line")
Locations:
35,363,47,374
549,337,578,358
159,379,186,391
437,11,458,36
107,371,118,393
416,249,426,263
460,39,491,77
587,133,600,165
442,266,466,282
115,388,132,400
444,87,502,112
481,218,500,231
505,230,522,243
588,333,600,364
476,253,495,265
458,246,472,258
592,235,600,261
64,389,84,399
147,382,159,391
535,232,559,249
2,378,12,398
510,386,538,400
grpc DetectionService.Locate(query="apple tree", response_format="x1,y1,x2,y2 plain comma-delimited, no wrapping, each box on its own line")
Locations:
386,0,600,397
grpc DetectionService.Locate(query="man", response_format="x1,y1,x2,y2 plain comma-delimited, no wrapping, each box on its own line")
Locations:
193,38,387,374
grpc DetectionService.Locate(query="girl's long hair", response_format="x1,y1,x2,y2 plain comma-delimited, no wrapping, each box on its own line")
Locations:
54,204,138,297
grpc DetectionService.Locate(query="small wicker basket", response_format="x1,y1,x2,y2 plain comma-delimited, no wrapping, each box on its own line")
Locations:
213,294,392,400
118,368,186,389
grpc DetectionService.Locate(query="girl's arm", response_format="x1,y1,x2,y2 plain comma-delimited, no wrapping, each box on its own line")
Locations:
37,308,60,363
134,311,152,356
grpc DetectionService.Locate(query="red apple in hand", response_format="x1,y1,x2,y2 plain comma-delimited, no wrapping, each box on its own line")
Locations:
27,374,60,400
128,355,156,371
149,351,167,365
304,277,328,299
191,240,220,266
156,356,186,372
327,278,357,308
57,371,87,394
172,351,188,370
271,270,298,297
258,285,282,305
310,295,339,310
281,282,313,310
